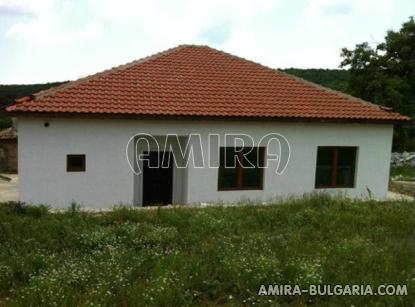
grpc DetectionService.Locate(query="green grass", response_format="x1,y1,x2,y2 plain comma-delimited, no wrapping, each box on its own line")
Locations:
390,166,415,181
0,196,414,306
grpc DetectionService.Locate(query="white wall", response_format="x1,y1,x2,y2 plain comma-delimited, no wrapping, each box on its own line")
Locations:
17,117,393,208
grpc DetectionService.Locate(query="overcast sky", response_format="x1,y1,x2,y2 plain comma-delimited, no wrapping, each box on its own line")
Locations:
0,0,413,84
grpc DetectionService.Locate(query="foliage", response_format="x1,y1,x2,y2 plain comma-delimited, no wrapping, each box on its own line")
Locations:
390,166,415,181
0,196,414,306
0,118,12,131
68,202,81,214
0,82,66,130
341,17,415,151
283,68,350,93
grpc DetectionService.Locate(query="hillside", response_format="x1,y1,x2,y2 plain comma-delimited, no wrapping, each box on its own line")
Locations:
282,68,350,93
0,82,66,108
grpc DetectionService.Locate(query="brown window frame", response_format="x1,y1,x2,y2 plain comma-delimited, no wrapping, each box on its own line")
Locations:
315,146,357,189
218,147,265,191
67,154,86,172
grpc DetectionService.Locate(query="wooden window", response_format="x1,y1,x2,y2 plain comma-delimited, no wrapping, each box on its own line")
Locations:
67,154,86,172
315,146,357,188
218,147,264,190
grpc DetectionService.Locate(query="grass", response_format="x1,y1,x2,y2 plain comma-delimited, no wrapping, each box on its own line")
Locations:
390,166,415,181
0,196,414,306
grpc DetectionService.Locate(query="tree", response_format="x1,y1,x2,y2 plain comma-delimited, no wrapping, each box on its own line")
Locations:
283,68,350,93
340,17,415,151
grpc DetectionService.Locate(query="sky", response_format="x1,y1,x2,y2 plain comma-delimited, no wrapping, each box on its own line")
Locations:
0,0,413,84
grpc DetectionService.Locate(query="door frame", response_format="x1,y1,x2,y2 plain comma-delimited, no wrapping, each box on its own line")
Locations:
132,135,188,206
142,151,173,206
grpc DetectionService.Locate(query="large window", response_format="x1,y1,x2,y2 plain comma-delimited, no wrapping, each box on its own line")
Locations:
218,147,264,190
315,146,357,188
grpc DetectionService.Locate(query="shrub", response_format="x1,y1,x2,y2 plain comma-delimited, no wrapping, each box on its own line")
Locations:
68,202,81,214
25,205,50,218
0,201,27,215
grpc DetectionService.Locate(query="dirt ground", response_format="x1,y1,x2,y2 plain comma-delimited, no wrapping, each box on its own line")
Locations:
389,180,415,198
0,175,413,204
0,174,18,202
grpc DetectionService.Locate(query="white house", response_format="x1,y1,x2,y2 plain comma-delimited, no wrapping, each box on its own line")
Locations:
4,45,409,208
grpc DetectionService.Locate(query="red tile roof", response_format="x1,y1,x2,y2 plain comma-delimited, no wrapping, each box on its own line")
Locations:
5,45,409,122
0,128,17,140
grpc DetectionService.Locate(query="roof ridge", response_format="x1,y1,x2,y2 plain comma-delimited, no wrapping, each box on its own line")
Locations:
14,44,190,104
4,44,409,122
201,45,399,114
275,70,385,111
16,43,385,113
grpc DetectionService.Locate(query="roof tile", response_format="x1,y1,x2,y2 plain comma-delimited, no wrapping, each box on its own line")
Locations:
5,45,410,122
0,128,17,140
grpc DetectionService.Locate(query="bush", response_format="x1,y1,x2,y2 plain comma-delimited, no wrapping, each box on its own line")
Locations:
25,205,50,218
68,202,81,214
0,202,50,217
0,201,26,215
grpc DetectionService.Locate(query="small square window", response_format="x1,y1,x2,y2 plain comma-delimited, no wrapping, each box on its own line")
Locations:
67,154,85,172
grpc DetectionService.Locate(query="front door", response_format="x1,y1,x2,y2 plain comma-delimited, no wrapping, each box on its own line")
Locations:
142,151,173,206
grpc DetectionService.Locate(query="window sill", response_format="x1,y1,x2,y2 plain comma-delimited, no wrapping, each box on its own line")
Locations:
315,185,355,189
218,187,263,191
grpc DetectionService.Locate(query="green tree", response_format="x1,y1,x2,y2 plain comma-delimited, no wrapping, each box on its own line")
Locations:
283,68,350,93
340,17,415,151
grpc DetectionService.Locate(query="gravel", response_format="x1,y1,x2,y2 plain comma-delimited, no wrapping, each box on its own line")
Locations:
391,152,415,167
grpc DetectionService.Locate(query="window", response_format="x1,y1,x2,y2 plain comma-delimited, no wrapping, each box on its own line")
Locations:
315,147,357,188
218,147,264,190
67,154,86,172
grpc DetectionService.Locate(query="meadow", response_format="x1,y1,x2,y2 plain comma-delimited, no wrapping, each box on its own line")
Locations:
0,195,414,306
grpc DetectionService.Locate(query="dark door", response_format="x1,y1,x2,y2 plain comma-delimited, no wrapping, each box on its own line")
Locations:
142,151,173,206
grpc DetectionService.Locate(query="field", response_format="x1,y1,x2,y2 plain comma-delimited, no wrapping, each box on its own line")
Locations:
0,196,414,306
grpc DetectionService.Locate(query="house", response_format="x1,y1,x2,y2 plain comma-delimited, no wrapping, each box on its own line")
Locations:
3,45,409,208
0,127,18,173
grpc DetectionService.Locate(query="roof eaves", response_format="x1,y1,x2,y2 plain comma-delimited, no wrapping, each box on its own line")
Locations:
200,45,402,117
4,109,410,123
